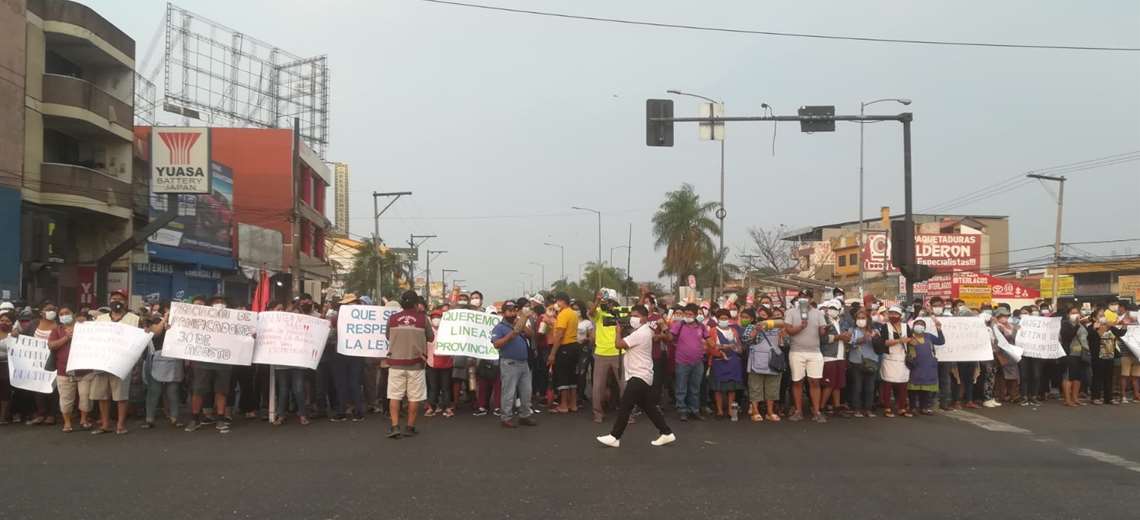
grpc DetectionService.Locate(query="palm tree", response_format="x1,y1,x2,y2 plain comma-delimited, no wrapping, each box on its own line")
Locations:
652,183,720,289
344,238,410,300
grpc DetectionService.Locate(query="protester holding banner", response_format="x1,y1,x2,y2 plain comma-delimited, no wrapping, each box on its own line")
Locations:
329,295,367,422
141,315,184,429
19,302,59,426
385,290,433,439
92,291,142,435
48,307,93,433
992,306,1022,404
271,294,323,427
184,296,236,433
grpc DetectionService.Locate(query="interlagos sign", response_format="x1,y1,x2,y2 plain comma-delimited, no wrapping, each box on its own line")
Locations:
863,232,981,273
151,127,210,194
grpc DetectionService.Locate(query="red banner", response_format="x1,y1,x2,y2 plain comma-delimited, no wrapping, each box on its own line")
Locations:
903,272,1040,300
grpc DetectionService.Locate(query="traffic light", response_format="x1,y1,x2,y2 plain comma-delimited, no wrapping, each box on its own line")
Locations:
797,105,835,133
646,99,674,147
890,221,935,283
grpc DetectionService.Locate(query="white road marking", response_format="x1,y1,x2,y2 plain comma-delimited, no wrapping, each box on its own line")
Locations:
945,409,1140,475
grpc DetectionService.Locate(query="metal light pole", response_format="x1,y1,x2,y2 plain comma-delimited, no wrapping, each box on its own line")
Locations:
372,191,412,301
529,262,545,290
1027,174,1066,309
609,245,629,268
858,98,910,299
424,250,446,304
572,206,602,291
408,234,436,289
543,242,565,282
442,268,457,295
668,89,726,301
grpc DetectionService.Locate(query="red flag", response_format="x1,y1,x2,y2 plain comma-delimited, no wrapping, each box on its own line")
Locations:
251,270,270,312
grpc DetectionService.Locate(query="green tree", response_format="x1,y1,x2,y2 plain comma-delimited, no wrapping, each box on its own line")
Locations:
652,183,720,288
343,239,410,300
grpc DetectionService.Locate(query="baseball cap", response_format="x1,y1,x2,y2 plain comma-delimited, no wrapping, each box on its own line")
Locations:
887,305,903,314
502,300,518,310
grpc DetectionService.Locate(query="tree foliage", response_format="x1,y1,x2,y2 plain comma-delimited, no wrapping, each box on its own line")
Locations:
651,183,720,288
343,238,411,301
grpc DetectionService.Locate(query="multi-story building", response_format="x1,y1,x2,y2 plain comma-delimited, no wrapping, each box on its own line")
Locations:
9,0,138,305
780,209,1011,299
132,126,332,306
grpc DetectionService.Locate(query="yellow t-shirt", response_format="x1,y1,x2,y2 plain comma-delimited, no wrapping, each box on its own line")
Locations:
555,307,579,346
593,311,618,357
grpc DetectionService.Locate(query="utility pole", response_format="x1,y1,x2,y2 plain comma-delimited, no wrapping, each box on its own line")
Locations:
371,191,412,301
1027,174,1066,309
741,254,760,296
442,269,457,295
408,233,436,291
626,222,632,284
543,242,565,282
859,98,912,300
424,250,446,304
901,114,916,305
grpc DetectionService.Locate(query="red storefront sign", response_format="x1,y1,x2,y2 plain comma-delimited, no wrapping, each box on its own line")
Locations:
864,232,982,273
903,272,1040,300
76,266,96,307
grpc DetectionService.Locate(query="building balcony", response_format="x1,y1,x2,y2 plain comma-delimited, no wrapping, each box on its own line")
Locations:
35,162,133,218
41,73,133,141
29,0,134,68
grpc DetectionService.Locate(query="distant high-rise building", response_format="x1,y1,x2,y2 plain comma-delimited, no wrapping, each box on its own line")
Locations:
333,162,349,237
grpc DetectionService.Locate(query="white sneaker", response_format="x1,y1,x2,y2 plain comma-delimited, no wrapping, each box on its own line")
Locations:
651,433,676,447
982,399,1001,408
596,434,620,448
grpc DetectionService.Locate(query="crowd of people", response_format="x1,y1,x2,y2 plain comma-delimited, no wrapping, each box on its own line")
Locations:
0,286,1137,448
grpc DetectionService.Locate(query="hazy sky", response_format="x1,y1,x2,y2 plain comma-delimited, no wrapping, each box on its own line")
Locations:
88,0,1140,301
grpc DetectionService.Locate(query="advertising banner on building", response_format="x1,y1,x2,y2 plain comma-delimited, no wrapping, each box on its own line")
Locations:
149,161,234,257
864,232,982,273
903,272,1040,302
152,127,211,194
1039,275,1075,299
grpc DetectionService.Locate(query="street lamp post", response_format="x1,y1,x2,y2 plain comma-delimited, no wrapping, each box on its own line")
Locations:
571,206,602,291
858,98,911,299
543,242,565,282
424,250,446,304
442,268,457,295
371,191,412,301
668,89,726,301
529,262,545,290
609,245,629,268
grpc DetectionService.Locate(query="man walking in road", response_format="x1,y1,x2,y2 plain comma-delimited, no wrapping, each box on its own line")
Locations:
597,305,675,448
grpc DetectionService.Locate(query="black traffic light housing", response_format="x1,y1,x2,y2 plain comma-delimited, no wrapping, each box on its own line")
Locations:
646,99,674,147
891,221,936,283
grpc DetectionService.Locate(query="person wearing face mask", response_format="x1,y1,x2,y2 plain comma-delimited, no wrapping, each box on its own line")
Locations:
991,306,1021,404
1115,304,1140,403
1058,305,1090,407
977,307,1002,408
596,305,675,448
588,294,623,424
906,318,945,415
140,312,183,430
819,299,852,418
1087,305,1127,405
0,310,16,424
17,302,60,426
846,310,879,418
90,291,139,435
706,309,745,421
744,307,784,422
669,304,709,421
327,295,366,423
547,293,580,415
783,289,828,423
183,296,236,433
874,307,912,418
492,301,537,428
424,308,455,418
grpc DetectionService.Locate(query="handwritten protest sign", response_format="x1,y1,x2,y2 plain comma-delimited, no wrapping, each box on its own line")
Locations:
337,305,398,358
252,312,330,369
433,309,501,360
1121,326,1140,360
1015,316,1064,359
992,324,1023,364
164,302,258,365
933,317,993,362
8,336,56,393
66,321,152,379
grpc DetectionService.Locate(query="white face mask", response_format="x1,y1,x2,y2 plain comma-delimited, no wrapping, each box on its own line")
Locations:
761,303,771,309
1069,314,1079,323
471,298,482,306
981,311,992,322
717,319,730,329
855,319,867,328
44,311,57,321
913,325,926,335
932,307,943,316
1098,317,1107,324
683,317,695,324
59,314,74,325
457,300,469,306
431,318,441,327
629,316,643,328
729,310,738,318
326,309,337,319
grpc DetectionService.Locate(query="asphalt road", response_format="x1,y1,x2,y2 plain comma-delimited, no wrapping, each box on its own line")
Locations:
1,402,1137,519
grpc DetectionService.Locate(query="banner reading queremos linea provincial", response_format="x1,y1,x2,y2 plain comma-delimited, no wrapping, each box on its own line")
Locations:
164,302,258,366
432,309,501,360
